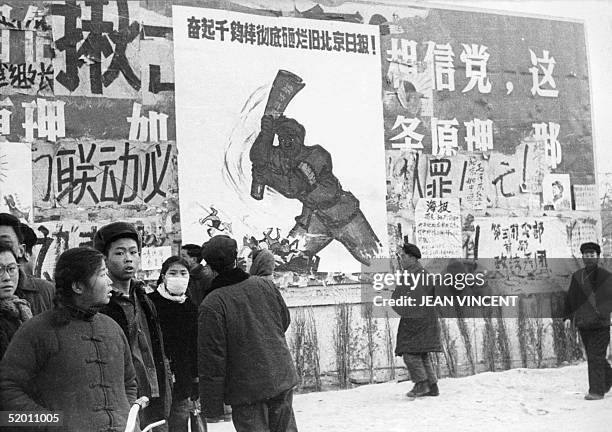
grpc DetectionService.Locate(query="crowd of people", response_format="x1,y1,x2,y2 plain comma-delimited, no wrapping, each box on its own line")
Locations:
0,212,610,431
0,218,298,432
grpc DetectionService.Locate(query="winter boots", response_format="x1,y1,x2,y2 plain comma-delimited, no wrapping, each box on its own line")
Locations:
584,393,604,400
426,382,439,396
406,381,439,398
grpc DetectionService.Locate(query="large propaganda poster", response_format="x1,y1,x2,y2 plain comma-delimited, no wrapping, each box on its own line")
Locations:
173,6,389,274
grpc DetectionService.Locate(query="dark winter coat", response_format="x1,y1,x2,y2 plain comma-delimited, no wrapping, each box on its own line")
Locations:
0,306,137,432
101,279,173,419
565,266,612,329
393,266,442,355
0,297,32,360
187,263,216,307
14,268,55,315
198,268,298,417
148,290,198,400
0,314,20,360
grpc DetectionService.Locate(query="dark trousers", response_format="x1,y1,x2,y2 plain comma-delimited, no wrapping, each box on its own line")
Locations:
402,353,437,384
580,326,612,395
231,388,298,432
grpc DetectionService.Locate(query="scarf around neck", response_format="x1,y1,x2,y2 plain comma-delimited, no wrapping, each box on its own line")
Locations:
157,283,187,303
0,295,33,323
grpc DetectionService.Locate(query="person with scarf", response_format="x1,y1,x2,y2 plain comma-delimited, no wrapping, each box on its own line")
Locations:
0,243,33,359
0,247,137,431
198,235,298,432
249,248,276,280
149,256,199,432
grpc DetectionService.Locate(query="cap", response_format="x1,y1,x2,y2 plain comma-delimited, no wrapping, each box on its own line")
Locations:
402,242,422,259
580,242,601,255
201,235,238,272
93,221,141,253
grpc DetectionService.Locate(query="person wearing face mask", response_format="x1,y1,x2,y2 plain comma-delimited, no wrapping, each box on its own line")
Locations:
149,256,199,432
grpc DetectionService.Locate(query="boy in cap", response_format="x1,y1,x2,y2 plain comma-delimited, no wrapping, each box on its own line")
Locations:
0,213,54,315
94,221,173,427
564,242,612,400
198,235,298,431
393,242,442,398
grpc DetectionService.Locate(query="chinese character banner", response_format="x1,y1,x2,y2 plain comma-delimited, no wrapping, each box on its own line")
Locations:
32,139,179,221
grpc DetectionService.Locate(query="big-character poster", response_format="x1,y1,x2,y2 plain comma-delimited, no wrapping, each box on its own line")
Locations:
173,6,389,273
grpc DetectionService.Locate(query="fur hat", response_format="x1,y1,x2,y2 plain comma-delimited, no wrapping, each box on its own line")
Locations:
580,242,601,255
201,235,238,272
402,242,421,259
93,222,141,254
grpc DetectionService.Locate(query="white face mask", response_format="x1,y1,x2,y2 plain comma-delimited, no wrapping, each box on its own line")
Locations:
164,276,189,296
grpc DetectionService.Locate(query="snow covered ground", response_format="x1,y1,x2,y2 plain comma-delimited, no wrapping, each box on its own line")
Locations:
206,363,610,432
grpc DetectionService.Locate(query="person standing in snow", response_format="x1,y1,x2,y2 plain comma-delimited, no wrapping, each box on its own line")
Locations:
393,242,442,398
197,235,298,431
564,242,612,400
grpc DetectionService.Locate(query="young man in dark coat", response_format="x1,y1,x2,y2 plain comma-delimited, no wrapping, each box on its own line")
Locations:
0,213,55,315
564,242,612,400
198,235,298,432
94,221,173,427
180,243,216,307
393,242,442,398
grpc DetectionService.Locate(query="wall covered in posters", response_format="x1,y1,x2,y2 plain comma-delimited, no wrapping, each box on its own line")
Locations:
0,0,601,288
168,0,599,288
0,0,179,281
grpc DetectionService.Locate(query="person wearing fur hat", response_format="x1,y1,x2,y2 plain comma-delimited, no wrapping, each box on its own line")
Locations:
94,221,173,429
149,256,199,432
564,242,612,400
249,114,382,272
198,235,298,431
393,242,442,398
